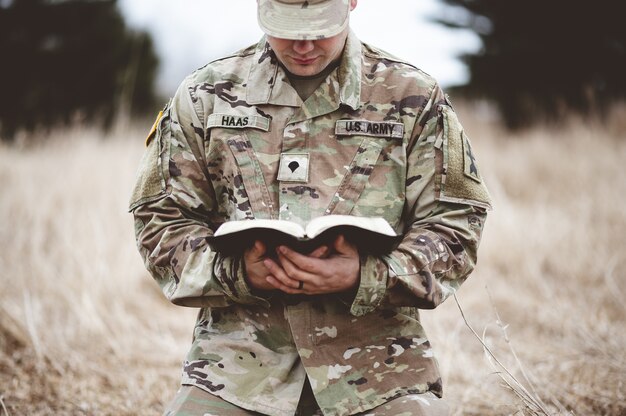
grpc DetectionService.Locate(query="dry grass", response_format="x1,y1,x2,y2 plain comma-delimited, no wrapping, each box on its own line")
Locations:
1,108,625,415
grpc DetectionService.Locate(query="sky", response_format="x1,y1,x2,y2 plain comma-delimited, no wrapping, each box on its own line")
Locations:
118,0,480,96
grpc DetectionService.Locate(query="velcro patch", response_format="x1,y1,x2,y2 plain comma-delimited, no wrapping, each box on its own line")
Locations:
207,113,270,131
336,120,404,139
438,105,492,210
277,153,310,183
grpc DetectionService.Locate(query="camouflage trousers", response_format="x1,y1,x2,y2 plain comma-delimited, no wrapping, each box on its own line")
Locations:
163,380,449,416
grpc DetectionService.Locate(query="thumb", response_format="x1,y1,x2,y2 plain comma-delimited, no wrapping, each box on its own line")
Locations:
250,240,267,259
333,234,357,255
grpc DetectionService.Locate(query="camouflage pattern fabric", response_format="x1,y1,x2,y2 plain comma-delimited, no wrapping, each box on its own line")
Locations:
164,385,449,416
257,0,351,41
130,30,490,416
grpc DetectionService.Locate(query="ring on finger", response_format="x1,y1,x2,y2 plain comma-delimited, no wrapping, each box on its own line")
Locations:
298,281,304,290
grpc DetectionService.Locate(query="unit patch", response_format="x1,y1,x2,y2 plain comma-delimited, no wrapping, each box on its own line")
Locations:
335,120,404,139
207,113,271,131
277,153,310,183
463,134,481,183
437,105,492,210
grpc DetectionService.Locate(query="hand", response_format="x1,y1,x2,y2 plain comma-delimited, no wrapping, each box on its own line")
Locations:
243,241,276,291
243,241,330,292
264,235,360,295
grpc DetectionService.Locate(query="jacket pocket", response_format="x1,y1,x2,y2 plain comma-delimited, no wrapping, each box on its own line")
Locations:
326,134,406,230
435,105,492,210
128,109,171,212
325,137,384,216
207,133,274,220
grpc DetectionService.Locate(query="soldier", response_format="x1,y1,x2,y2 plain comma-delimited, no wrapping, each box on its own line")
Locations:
129,0,491,415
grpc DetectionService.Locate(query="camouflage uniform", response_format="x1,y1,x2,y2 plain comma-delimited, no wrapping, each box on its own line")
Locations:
130,29,491,416
163,384,449,415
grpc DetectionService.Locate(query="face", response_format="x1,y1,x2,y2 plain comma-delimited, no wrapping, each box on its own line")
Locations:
265,0,358,77
267,28,350,77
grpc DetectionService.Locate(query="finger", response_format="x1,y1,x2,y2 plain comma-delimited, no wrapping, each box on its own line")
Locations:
265,275,304,295
276,245,319,273
308,245,330,259
247,240,266,258
263,258,300,289
276,249,319,284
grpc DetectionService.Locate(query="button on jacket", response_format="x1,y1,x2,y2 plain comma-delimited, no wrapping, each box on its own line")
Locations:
130,31,491,416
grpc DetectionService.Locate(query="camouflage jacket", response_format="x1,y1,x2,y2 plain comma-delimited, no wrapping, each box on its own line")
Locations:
130,31,491,416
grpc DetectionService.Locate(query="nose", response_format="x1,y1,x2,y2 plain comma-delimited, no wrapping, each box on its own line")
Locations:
292,39,315,55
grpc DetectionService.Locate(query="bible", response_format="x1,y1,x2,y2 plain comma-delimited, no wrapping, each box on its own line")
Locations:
208,215,399,255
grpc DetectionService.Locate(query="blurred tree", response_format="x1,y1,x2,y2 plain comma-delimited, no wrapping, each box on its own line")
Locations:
0,0,159,139
437,0,626,129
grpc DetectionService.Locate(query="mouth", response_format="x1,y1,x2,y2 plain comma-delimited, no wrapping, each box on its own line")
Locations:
291,57,318,65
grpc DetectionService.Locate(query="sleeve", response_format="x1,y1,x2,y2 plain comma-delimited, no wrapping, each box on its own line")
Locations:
128,78,270,308
349,83,492,316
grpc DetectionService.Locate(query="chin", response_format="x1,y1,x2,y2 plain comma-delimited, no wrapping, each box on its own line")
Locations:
292,66,322,77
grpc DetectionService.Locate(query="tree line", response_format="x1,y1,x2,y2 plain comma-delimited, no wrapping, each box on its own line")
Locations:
0,0,158,139
1,0,624,137
437,0,626,128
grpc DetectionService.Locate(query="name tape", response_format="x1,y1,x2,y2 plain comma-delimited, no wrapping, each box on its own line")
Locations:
336,120,404,139
208,113,271,131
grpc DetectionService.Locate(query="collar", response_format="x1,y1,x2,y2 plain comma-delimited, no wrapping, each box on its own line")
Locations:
246,31,362,111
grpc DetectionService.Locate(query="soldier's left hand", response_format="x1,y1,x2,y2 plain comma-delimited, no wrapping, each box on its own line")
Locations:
263,235,360,295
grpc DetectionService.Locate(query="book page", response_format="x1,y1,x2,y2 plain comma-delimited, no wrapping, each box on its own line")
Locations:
214,219,306,239
305,215,396,238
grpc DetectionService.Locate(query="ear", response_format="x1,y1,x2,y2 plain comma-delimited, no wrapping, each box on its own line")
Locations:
350,0,357,11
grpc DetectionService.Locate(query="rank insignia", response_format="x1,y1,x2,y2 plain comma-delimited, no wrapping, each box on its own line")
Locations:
277,153,310,183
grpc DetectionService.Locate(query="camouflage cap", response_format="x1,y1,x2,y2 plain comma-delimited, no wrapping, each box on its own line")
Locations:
257,0,351,40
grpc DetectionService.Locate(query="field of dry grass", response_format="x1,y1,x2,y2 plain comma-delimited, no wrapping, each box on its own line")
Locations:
1,107,625,415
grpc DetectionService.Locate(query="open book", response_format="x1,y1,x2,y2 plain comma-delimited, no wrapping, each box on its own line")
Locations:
208,215,399,255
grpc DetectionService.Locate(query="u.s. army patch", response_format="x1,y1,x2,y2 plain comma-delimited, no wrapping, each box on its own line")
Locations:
335,120,404,139
277,153,310,183
207,113,271,131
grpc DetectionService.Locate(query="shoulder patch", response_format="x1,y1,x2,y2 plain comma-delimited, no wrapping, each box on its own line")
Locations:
462,135,482,183
437,105,492,210
145,110,163,147
130,108,171,212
